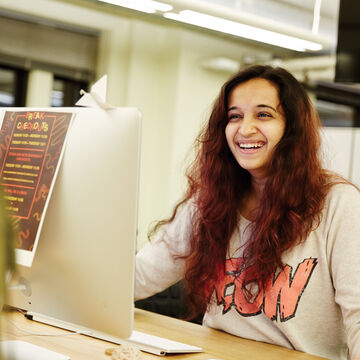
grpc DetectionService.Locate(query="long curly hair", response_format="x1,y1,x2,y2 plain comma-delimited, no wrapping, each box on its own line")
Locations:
150,65,337,316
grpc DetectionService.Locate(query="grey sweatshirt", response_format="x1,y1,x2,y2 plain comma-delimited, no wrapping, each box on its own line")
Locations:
135,184,360,360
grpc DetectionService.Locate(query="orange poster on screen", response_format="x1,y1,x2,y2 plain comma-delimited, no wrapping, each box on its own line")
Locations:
0,111,72,255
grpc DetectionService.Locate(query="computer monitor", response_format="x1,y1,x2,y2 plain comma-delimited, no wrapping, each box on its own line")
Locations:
2,106,141,341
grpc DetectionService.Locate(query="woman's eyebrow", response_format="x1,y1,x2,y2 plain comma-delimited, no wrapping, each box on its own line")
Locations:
228,104,278,113
256,104,277,112
227,106,238,113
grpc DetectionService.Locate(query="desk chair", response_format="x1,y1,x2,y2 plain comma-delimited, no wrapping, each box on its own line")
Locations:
135,281,203,324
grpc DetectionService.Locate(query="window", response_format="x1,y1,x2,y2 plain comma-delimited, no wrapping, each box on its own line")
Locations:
0,65,27,107
51,77,88,107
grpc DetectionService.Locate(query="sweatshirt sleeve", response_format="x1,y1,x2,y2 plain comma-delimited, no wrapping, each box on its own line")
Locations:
134,201,195,301
326,184,360,359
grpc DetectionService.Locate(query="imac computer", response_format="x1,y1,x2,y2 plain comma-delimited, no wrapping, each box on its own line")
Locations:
1,106,141,342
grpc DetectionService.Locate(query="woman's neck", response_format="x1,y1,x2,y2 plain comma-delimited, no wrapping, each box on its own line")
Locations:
251,175,266,195
241,177,266,221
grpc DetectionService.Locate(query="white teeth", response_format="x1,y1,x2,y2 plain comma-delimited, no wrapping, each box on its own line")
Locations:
239,143,263,149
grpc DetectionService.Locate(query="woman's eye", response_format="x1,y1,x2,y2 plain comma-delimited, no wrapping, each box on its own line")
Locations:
228,114,242,121
258,112,272,118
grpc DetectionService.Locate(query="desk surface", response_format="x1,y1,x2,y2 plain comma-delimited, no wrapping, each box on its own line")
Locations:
1,308,327,360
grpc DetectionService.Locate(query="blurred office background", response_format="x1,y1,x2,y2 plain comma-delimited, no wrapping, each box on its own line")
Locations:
0,0,359,250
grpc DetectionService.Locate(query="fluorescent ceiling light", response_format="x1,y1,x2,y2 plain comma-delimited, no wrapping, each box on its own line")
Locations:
312,0,322,34
98,0,173,14
164,10,322,52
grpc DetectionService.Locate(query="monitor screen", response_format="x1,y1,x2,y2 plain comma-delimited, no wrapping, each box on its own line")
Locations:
3,106,141,341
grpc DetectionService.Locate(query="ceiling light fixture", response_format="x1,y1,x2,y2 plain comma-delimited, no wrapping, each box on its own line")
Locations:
312,0,322,34
164,10,323,52
98,0,173,14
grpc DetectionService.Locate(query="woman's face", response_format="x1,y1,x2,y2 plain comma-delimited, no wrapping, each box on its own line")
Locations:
225,78,286,180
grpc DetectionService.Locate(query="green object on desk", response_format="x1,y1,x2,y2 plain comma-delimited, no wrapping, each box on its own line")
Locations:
0,191,15,310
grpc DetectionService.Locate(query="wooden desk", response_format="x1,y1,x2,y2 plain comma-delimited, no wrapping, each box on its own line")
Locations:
1,308,327,360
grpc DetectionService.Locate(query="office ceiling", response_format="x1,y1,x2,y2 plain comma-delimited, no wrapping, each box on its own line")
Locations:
0,0,341,80
204,0,339,19
167,0,340,51
156,0,340,80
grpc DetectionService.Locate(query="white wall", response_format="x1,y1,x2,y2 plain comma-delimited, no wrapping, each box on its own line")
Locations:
321,127,360,186
0,0,275,249
351,129,360,185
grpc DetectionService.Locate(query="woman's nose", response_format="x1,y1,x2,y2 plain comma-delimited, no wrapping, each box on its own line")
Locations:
238,117,256,136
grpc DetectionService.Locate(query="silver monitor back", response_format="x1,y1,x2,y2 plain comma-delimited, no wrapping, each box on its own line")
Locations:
6,106,141,340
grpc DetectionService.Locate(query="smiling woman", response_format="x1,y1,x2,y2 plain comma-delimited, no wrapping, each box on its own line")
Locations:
135,65,360,360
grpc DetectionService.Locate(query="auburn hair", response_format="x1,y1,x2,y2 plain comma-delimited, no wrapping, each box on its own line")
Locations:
149,65,337,316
